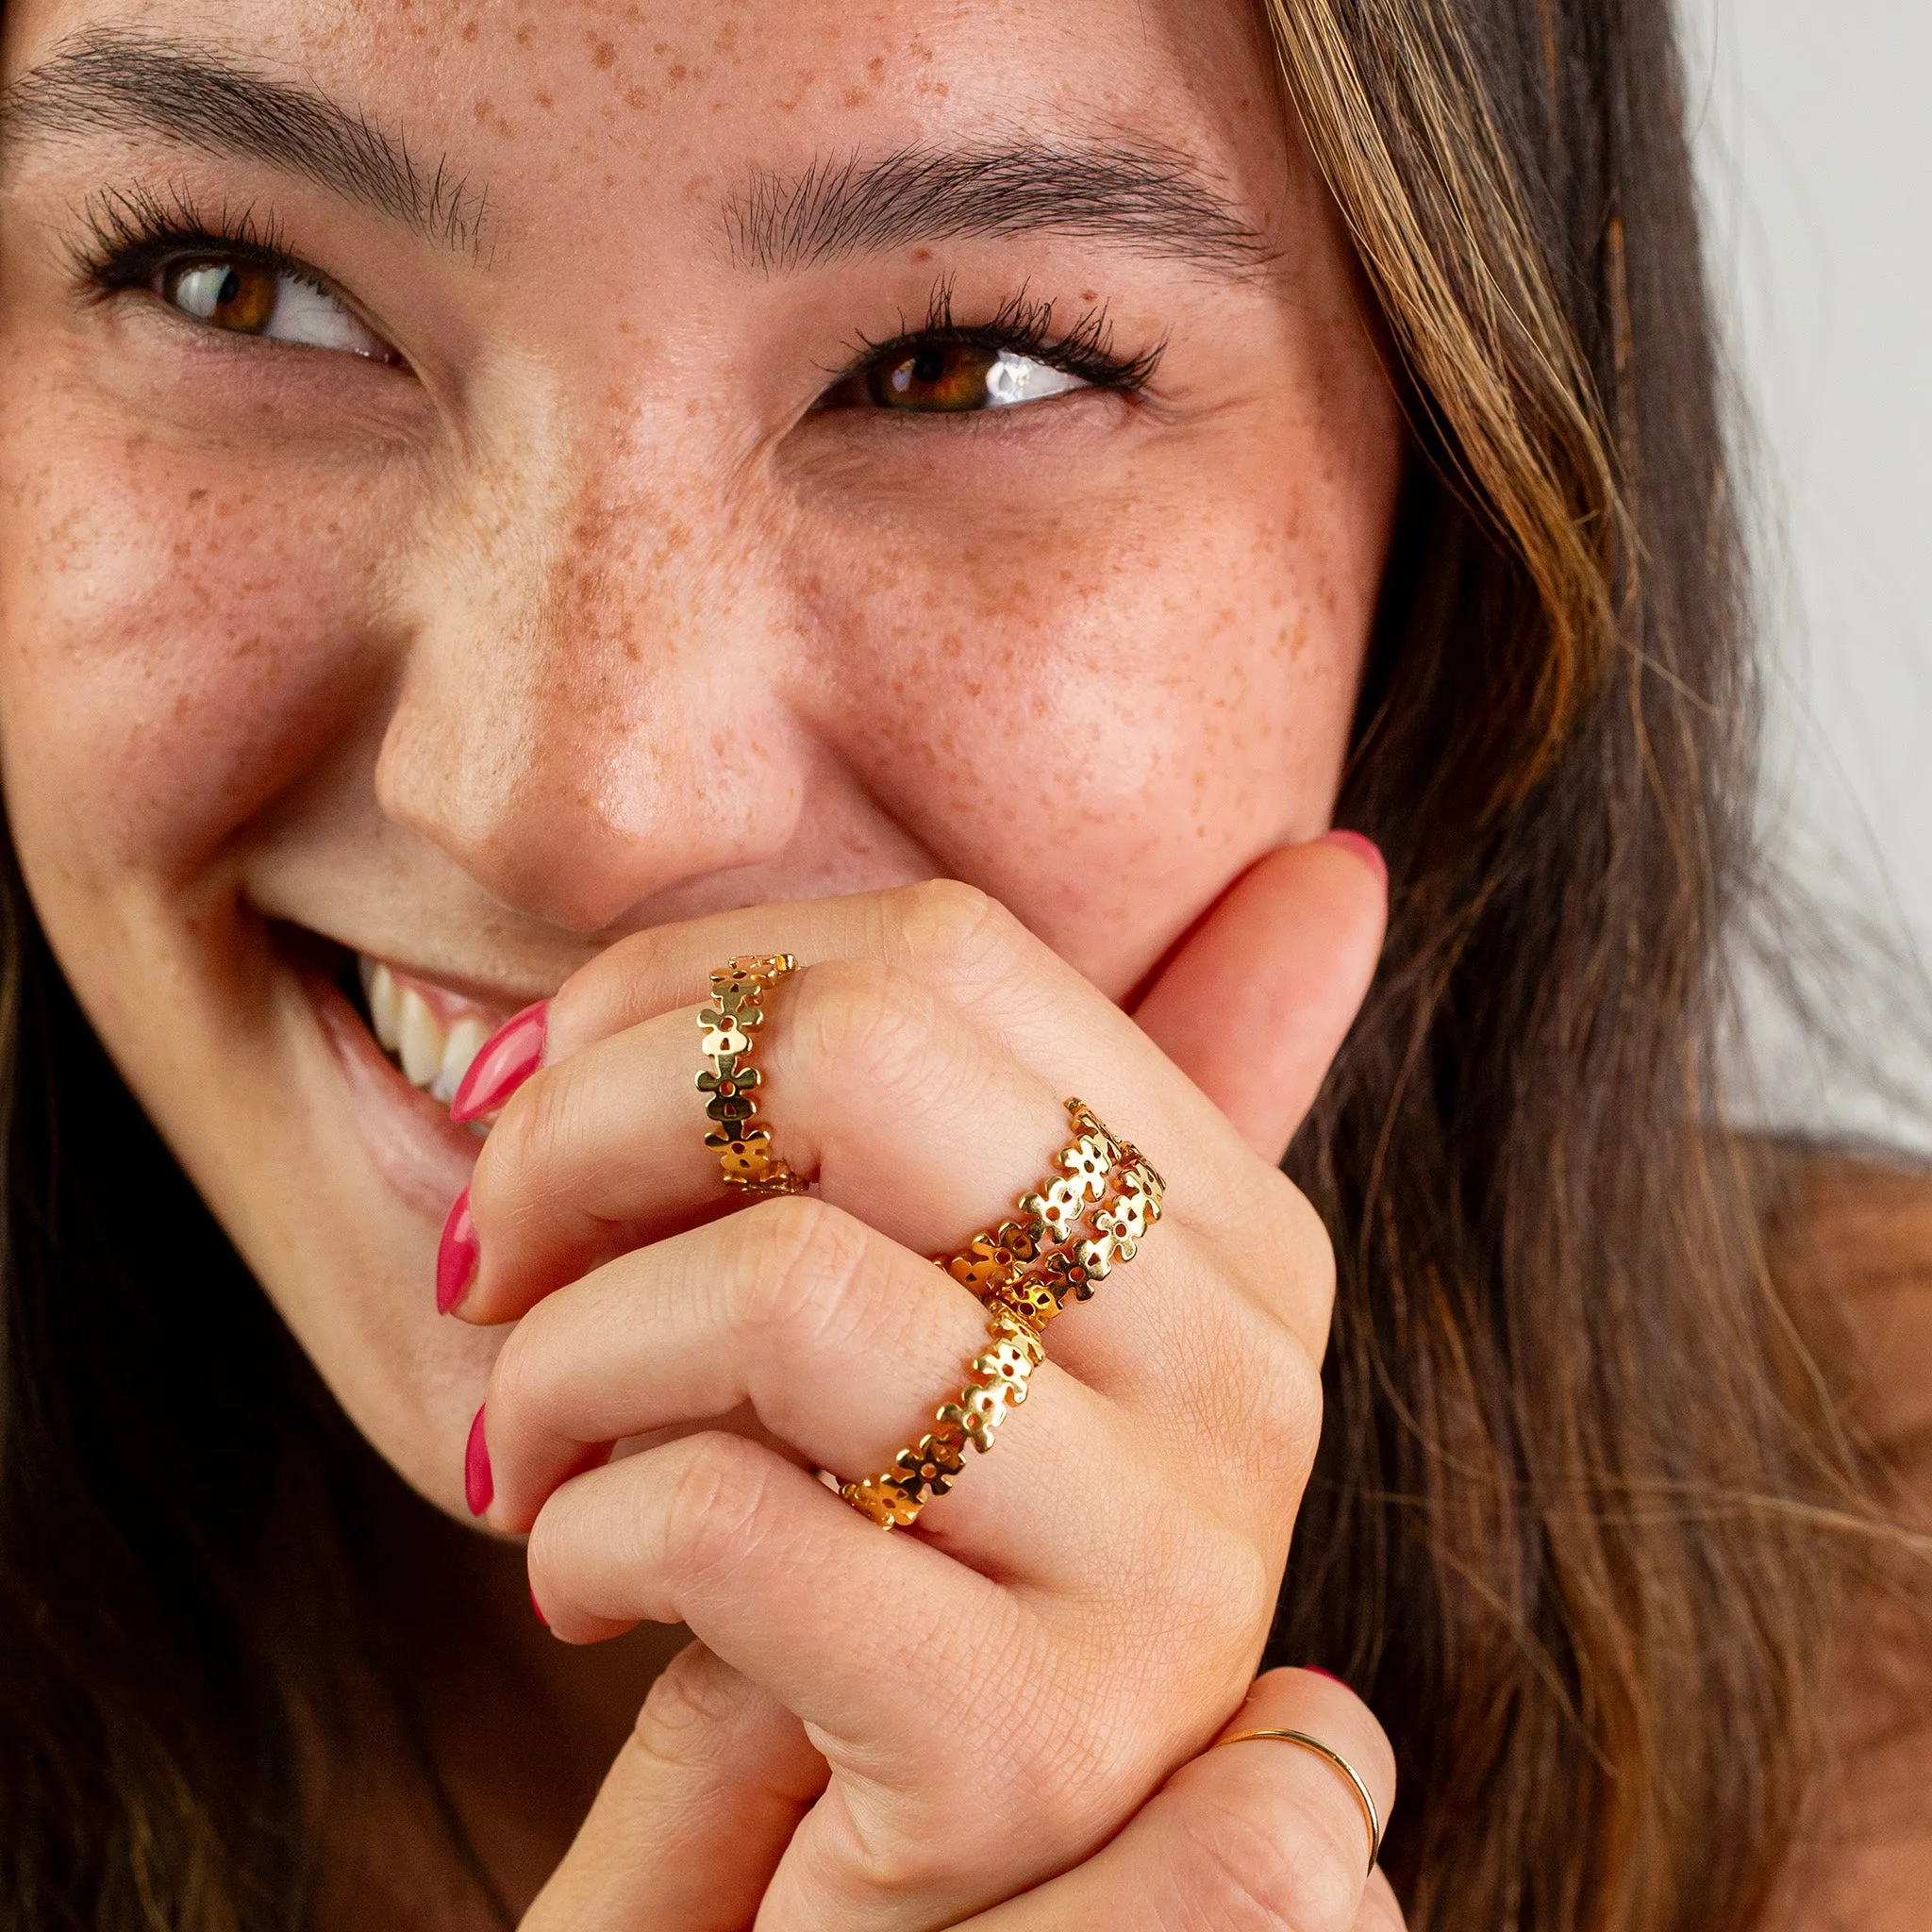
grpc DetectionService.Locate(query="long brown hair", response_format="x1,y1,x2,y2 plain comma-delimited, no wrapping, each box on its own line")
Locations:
1267,1,1861,1927
0,1,1875,1926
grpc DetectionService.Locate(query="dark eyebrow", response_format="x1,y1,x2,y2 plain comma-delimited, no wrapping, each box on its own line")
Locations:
724,142,1272,282
0,27,483,250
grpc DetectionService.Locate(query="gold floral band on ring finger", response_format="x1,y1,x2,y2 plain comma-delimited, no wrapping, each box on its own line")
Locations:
838,1100,1164,1530
838,1303,1046,1529
696,954,810,1200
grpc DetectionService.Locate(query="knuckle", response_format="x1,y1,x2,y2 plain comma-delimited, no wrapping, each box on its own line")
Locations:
790,955,944,1096
628,1645,750,1761
885,876,1005,961
1259,1333,1326,1474
1142,1520,1279,1667
1174,1782,1361,1932
884,877,1038,995
1243,1173,1336,1310
837,1828,956,1902
729,1194,874,1353
485,1313,550,1424
1215,1532,1286,1651
469,1061,575,1222
838,1805,1026,1904
658,1431,784,1590
1201,1309,1324,1499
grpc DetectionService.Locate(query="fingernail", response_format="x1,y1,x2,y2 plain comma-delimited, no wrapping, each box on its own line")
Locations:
450,999,548,1123
1316,829,1387,889
1304,1666,1346,1685
464,1404,493,1516
436,1186,478,1315
528,1582,548,1628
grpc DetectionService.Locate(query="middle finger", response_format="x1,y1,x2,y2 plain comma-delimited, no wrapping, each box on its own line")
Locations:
479,1193,1221,1591
458,958,1322,1461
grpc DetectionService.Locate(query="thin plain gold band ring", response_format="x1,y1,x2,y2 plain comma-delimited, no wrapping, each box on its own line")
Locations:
1212,1727,1383,1874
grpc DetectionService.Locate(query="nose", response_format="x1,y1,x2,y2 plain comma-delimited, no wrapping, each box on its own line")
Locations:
375,429,808,935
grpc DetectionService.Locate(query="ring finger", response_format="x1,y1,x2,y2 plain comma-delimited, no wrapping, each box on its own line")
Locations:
479,1193,1212,1589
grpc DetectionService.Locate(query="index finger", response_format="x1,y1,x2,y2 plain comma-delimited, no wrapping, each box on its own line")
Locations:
540,878,1300,1256
550,877,1213,1113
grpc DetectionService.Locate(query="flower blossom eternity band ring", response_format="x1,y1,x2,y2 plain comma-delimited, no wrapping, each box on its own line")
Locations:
696,954,811,1200
839,1099,1165,1530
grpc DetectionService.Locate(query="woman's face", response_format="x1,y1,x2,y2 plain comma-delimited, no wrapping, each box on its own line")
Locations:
0,0,1400,1513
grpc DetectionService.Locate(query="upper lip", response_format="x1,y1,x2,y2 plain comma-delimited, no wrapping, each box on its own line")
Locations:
357,954,534,1022
278,919,555,1016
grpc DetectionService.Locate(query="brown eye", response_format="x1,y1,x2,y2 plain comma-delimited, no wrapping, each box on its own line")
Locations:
162,258,277,334
866,341,1002,411
153,256,399,361
841,341,1088,413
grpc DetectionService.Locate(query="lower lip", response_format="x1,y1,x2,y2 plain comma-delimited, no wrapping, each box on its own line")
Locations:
302,967,483,1222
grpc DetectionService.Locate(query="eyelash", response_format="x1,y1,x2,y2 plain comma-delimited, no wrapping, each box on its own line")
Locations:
832,279,1165,397
71,183,318,302
69,191,1167,400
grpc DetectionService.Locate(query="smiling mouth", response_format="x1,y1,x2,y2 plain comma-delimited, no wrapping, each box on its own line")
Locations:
278,925,528,1217
355,956,502,1105
297,927,521,1113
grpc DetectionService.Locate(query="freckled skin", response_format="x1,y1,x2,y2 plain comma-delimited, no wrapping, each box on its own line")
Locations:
0,0,1400,1509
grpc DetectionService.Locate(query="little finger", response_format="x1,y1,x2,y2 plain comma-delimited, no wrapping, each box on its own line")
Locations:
957,1666,1399,1932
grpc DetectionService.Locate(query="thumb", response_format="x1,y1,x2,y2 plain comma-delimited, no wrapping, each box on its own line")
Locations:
521,1641,826,1930
1131,832,1386,1163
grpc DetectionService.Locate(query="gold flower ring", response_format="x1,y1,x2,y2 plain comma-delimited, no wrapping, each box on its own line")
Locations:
839,1100,1165,1530
696,953,810,1200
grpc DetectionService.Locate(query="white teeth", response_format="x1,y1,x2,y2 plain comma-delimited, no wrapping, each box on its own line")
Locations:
397,987,443,1088
367,961,402,1053
435,1015,491,1106
358,954,503,1109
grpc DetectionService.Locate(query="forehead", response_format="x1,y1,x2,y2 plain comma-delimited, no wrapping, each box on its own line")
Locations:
1,0,1295,241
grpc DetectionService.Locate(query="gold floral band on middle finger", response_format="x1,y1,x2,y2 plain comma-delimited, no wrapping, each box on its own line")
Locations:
837,1100,1165,1530
942,1099,1165,1335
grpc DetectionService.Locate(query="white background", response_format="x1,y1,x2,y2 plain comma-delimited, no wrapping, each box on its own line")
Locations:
1683,2,1932,1145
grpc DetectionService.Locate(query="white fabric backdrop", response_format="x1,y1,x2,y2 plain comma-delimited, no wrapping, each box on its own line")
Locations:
1684,1,1932,1146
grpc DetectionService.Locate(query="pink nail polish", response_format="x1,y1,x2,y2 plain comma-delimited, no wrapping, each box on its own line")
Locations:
450,999,548,1123
528,1582,548,1628
1316,829,1387,889
436,1186,478,1315
465,1405,493,1517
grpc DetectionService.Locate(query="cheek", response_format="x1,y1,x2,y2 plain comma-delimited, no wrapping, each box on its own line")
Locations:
786,438,1388,991
0,417,391,902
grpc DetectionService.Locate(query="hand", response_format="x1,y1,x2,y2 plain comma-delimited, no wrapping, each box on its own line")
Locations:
458,839,1386,1928
524,1657,1403,1930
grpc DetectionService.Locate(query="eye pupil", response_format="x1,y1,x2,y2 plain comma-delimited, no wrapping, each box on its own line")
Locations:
160,258,278,335
868,341,1000,412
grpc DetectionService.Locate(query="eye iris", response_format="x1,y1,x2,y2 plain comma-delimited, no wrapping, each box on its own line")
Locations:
163,259,278,334
869,341,1000,411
